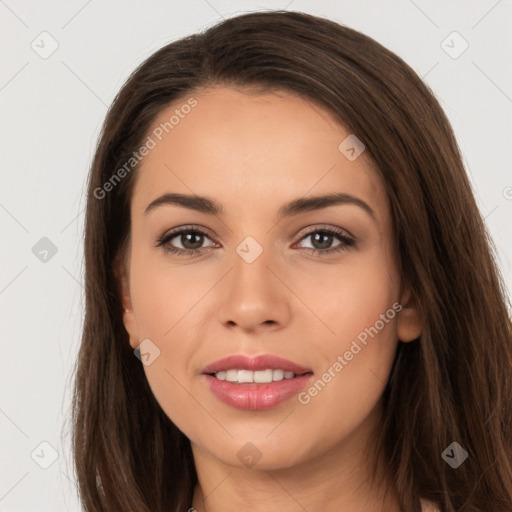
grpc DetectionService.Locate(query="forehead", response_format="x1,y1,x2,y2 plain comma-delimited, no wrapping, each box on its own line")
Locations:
131,86,387,219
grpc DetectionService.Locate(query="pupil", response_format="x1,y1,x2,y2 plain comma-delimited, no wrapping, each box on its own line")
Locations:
183,233,203,249
313,232,331,249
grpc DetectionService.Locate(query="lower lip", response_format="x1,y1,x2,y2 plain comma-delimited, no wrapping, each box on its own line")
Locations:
202,373,314,410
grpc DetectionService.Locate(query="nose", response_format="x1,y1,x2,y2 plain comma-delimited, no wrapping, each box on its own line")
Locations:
216,247,292,334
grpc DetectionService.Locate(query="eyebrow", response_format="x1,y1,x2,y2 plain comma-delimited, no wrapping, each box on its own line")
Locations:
144,192,376,221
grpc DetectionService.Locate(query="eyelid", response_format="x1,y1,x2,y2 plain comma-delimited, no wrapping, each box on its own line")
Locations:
158,224,215,239
296,223,355,240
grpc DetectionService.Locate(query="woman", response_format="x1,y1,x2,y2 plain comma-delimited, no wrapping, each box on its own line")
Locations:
71,10,512,511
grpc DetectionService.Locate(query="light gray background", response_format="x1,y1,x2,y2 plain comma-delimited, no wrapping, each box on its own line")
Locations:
1,1,511,510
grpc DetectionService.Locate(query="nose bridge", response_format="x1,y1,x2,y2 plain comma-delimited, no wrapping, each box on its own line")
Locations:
229,233,275,300
216,230,291,330
226,207,275,270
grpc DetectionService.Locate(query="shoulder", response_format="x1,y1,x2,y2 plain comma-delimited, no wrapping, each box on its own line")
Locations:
420,498,440,512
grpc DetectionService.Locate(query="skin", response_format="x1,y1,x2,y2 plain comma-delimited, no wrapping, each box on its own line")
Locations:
117,86,423,511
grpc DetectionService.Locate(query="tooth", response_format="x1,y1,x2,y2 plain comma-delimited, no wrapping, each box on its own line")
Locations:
272,369,284,381
226,369,238,382
216,369,297,382
254,369,273,383
238,370,254,383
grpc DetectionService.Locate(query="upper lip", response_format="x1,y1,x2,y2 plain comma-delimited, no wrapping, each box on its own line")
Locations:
201,354,313,375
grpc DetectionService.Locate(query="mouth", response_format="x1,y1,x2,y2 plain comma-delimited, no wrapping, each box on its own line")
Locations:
200,354,314,410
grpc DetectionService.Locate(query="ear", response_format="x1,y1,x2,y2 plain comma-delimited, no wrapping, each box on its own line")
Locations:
113,253,140,350
396,285,423,342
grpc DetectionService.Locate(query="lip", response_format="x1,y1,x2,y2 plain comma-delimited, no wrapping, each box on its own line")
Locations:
202,373,314,410
200,354,314,410
201,354,313,375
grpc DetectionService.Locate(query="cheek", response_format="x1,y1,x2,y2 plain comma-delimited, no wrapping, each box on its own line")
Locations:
297,247,399,412
295,306,398,453
300,245,398,348
127,250,211,431
128,247,208,337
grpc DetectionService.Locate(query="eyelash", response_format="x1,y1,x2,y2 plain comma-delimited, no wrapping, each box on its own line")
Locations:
155,224,355,258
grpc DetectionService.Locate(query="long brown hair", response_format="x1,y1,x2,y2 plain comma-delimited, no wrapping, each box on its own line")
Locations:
71,10,512,511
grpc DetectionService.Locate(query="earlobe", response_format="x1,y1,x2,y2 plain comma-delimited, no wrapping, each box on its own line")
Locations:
396,286,423,342
113,253,140,350
122,309,140,350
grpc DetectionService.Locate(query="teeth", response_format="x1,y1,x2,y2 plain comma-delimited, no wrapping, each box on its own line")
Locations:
273,369,284,381
225,369,238,382
213,369,298,383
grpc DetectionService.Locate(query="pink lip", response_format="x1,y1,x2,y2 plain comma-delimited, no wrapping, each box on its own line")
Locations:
202,373,314,410
200,354,314,410
201,354,312,375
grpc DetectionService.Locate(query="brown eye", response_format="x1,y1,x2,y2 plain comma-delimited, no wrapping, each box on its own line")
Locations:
296,227,355,255
156,226,216,257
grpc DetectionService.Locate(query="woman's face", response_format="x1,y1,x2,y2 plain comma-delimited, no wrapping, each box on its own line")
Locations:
119,86,421,471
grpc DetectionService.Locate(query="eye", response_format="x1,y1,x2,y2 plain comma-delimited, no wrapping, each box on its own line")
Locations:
155,225,216,257
295,226,355,255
